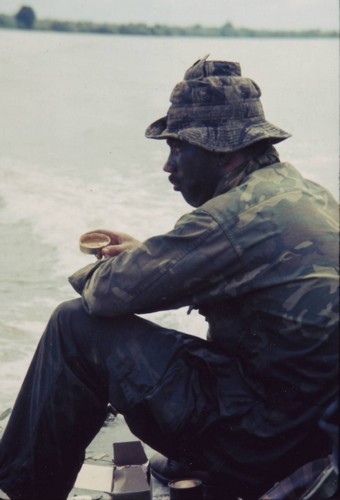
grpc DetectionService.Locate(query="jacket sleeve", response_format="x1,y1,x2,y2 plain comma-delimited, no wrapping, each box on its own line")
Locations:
69,208,239,317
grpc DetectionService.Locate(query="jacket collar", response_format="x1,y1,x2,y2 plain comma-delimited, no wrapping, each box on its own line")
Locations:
214,145,280,197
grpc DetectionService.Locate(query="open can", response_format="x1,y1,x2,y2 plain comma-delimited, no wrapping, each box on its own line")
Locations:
168,478,203,500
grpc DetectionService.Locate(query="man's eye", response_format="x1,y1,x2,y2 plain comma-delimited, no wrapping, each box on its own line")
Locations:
168,140,183,153
173,144,183,153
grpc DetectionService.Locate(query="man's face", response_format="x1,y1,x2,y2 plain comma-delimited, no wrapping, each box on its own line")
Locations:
163,139,224,207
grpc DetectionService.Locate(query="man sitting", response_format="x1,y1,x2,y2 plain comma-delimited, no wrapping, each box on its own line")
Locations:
0,56,338,500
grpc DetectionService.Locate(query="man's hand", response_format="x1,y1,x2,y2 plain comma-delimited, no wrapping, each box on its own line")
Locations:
92,229,142,259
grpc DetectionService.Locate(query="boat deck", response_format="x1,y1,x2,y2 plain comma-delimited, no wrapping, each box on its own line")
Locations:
68,414,170,499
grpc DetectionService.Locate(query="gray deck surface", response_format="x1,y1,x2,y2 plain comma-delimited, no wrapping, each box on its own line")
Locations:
68,413,169,499
0,410,168,499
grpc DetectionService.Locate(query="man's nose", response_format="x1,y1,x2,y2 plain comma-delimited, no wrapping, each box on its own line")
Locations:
163,155,175,173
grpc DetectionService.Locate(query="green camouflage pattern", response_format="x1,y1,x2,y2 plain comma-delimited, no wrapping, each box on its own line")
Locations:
145,56,291,152
70,148,338,438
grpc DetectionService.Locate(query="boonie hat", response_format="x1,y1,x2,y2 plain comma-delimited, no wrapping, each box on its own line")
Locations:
145,55,290,152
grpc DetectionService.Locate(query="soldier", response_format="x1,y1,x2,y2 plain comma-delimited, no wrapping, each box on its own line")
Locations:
0,56,338,500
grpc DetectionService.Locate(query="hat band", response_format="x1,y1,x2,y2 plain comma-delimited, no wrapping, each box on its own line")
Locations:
166,101,264,130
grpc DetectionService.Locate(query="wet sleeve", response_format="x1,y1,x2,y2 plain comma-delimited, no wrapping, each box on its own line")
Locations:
76,209,239,317
68,260,106,295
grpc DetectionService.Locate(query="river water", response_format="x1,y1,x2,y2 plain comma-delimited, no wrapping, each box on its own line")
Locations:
0,30,338,414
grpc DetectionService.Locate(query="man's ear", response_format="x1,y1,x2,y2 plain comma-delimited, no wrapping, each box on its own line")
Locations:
218,150,247,173
216,152,233,169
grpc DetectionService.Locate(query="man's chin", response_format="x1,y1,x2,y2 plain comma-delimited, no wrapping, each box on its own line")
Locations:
181,193,201,207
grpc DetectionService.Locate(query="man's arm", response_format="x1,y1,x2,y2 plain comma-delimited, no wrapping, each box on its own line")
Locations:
69,209,239,317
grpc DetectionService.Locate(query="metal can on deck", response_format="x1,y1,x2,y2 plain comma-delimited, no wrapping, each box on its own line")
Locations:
168,478,203,500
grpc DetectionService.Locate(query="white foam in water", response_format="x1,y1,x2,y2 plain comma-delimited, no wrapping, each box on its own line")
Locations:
0,355,32,399
0,320,44,410
1,159,96,274
0,158,175,277
0,155,207,324
5,319,47,338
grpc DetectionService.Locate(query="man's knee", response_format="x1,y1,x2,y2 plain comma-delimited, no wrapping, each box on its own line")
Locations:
53,297,83,314
51,298,85,326
44,298,89,351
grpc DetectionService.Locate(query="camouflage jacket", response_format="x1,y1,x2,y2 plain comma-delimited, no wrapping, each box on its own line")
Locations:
69,148,338,435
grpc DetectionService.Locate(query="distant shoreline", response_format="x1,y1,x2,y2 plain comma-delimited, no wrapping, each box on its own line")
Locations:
0,13,338,38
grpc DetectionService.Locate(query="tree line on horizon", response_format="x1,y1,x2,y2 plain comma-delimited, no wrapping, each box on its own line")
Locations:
0,5,338,38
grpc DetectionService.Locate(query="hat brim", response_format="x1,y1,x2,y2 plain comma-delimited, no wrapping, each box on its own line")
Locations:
145,116,291,153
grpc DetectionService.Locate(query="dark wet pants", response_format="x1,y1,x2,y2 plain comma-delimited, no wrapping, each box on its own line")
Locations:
0,299,330,500
0,299,219,499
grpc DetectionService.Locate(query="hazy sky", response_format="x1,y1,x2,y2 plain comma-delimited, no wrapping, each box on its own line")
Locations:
0,0,339,30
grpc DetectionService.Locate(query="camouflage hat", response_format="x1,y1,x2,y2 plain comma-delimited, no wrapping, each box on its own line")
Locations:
145,56,291,152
